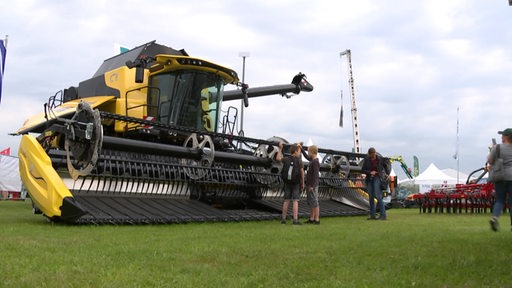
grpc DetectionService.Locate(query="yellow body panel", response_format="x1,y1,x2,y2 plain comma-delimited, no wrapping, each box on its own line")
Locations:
16,96,116,135
18,134,74,218
102,66,149,132
115,90,148,132
103,66,148,92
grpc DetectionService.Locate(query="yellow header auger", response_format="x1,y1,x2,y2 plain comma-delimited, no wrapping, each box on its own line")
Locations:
15,41,369,224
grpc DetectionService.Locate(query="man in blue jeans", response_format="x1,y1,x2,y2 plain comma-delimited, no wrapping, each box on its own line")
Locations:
361,147,389,220
488,128,512,231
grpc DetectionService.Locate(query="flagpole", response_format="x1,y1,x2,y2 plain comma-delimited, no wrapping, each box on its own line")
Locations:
0,35,6,104
456,107,460,184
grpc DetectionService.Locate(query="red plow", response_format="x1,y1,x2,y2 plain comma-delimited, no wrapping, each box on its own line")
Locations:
410,182,495,214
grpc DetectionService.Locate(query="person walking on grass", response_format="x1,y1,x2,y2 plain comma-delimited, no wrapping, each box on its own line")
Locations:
301,144,320,224
277,142,304,225
488,128,512,231
361,147,388,220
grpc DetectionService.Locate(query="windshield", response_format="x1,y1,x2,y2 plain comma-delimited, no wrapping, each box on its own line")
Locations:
149,71,224,132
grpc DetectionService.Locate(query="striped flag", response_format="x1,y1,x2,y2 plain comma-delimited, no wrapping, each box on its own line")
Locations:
0,39,6,103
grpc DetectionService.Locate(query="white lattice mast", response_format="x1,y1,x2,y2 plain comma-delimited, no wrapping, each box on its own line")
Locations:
340,49,361,153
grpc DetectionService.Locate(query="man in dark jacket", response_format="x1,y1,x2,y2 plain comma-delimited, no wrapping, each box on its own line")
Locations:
361,147,389,220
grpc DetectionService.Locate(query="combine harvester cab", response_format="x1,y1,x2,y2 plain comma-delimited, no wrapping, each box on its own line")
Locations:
15,41,369,224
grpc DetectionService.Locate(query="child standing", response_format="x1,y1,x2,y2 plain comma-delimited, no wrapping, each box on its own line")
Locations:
302,145,320,224
277,142,305,225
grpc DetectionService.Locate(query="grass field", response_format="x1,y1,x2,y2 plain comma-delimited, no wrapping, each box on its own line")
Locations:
1,200,511,288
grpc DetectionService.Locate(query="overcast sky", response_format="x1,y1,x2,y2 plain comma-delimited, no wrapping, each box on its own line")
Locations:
1,0,511,181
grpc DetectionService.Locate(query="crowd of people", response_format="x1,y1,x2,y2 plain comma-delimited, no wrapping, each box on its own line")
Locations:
276,141,391,225
276,127,512,233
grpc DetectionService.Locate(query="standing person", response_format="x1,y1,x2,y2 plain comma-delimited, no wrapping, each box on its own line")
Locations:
361,147,388,220
301,145,320,224
277,142,304,225
488,128,512,231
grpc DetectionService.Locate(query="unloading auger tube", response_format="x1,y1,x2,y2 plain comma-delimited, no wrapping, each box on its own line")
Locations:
16,41,371,224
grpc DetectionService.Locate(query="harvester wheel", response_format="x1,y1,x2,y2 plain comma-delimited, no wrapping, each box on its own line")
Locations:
252,137,286,184
322,154,336,172
182,133,214,179
322,154,350,186
336,155,350,178
64,101,103,180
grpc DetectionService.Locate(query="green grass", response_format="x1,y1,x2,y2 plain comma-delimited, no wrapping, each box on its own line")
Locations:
1,200,511,288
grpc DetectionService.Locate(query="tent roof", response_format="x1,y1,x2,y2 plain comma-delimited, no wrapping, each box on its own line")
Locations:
389,167,396,177
413,163,458,184
441,168,471,182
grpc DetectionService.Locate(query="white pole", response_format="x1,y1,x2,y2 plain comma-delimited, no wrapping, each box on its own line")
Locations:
238,52,250,135
456,106,460,184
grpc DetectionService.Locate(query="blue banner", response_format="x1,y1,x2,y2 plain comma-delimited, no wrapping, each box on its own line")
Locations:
0,39,5,103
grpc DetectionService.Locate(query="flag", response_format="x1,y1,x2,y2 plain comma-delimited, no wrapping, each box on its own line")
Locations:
339,90,343,127
413,156,419,177
0,39,6,103
114,43,130,55
0,147,10,156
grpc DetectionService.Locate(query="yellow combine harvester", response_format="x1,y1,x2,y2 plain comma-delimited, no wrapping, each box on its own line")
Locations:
15,41,369,224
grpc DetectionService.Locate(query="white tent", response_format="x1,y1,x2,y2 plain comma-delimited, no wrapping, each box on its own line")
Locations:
389,167,396,177
399,163,458,193
441,168,477,184
414,163,458,185
0,155,23,199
